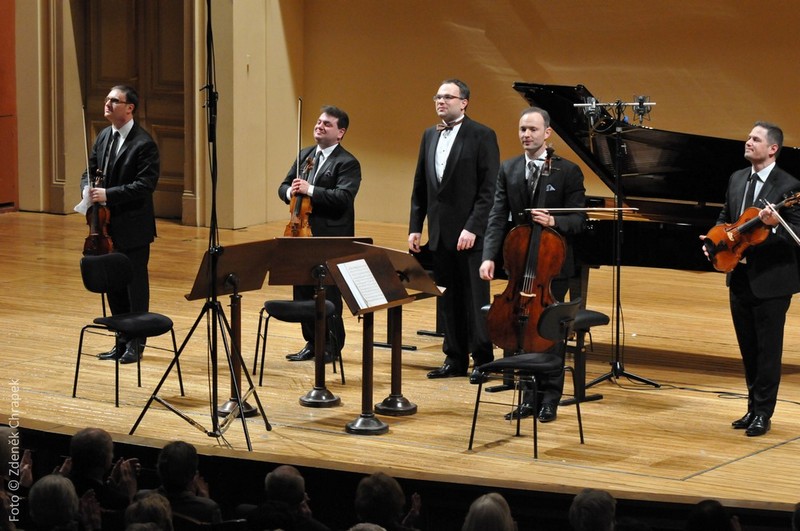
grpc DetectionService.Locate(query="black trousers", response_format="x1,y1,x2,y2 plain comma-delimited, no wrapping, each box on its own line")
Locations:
293,284,345,353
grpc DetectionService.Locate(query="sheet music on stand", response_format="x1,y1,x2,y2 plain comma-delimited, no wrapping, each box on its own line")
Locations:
337,258,388,310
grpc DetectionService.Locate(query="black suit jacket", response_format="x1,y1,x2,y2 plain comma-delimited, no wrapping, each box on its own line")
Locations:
717,165,800,298
408,116,499,252
81,122,159,250
279,144,361,237
482,155,585,277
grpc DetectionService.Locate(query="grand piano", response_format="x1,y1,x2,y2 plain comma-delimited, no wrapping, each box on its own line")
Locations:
513,82,800,272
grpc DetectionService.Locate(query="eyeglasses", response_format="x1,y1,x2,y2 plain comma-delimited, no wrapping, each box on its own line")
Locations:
105,97,129,106
433,94,464,102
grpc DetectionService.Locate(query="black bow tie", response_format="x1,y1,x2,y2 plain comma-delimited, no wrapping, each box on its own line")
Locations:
436,118,464,132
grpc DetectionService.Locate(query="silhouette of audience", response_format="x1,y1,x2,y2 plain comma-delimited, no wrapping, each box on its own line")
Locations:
246,464,331,531
137,440,221,525
64,427,138,530
684,499,741,531
27,473,81,531
461,492,516,531
353,472,419,531
125,491,173,530
568,488,616,531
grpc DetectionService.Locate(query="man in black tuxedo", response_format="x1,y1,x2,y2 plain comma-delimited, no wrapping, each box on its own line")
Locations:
82,85,159,364
702,121,800,437
479,107,586,422
408,79,499,379
279,106,361,362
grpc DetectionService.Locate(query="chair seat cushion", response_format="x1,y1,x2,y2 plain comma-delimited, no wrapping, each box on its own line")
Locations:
95,312,173,338
574,309,610,332
478,353,563,374
263,299,335,322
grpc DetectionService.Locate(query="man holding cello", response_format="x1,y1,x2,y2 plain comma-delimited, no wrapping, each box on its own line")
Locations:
479,107,586,422
702,121,800,437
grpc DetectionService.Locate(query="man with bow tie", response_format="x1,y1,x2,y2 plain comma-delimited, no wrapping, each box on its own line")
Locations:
479,107,586,422
408,79,500,380
279,105,362,363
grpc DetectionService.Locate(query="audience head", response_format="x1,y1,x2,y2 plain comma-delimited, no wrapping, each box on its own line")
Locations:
264,465,307,508
28,474,80,530
461,492,516,531
569,488,616,531
157,441,198,493
124,492,173,531
684,499,737,531
354,472,407,528
69,427,114,478
349,524,388,531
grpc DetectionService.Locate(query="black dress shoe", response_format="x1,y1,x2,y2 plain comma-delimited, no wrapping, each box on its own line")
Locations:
504,403,536,421
538,403,558,423
98,346,119,360
286,346,314,362
469,369,488,384
745,415,771,437
427,363,466,379
119,346,142,365
732,411,754,429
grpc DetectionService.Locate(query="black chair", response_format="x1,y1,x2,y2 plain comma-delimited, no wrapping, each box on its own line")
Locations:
73,253,184,407
561,308,610,405
252,299,344,386
469,299,585,458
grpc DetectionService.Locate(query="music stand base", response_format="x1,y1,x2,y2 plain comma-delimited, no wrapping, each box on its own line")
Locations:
346,413,389,435
217,399,258,418
375,395,417,416
586,362,660,389
300,387,341,408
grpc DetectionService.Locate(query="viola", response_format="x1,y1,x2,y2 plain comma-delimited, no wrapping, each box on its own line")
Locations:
283,154,314,237
486,147,565,352
83,172,114,256
703,191,800,273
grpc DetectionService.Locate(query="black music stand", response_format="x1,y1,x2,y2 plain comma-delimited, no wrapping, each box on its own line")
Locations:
327,247,415,434
130,240,272,450
266,237,372,408
354,243,443,416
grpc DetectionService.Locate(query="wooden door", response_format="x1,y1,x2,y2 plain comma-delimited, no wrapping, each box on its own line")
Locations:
0,0,18,212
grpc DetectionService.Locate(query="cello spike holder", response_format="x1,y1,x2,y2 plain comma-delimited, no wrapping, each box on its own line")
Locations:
577,98,660,391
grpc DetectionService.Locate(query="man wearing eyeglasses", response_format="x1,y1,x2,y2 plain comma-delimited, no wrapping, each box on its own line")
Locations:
408,79,500,379
81,85,160,364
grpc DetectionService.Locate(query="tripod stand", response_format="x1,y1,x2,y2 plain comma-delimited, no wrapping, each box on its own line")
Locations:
129,0,271,450
579,98,660,390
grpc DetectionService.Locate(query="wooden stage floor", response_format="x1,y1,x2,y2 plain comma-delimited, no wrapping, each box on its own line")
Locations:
2,211,800,519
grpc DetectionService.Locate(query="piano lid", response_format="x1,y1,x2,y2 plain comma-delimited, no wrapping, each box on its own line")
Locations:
513,83,800,226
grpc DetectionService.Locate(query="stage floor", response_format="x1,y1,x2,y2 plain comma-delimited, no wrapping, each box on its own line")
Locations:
2,212,800,516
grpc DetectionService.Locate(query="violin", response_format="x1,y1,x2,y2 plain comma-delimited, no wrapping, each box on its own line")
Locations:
81,109,113,256
486,147,566,352
284,97,314,238
703,191,800,273
284,154,315,237
83,170,114,256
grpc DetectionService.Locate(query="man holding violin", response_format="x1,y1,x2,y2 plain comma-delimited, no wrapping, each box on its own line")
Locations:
278,106,361,362
81,85,160,364
701,121,800,437
479,107,586,423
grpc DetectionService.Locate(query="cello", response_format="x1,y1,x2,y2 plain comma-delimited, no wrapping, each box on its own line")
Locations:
486,147,566,353
284,98,314,238
82,108,113,256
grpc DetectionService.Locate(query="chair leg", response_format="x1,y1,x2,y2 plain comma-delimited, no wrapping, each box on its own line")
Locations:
568,367,585,444
468,382,484,450
73,328,88,398
253,308,266,376
171,330,185,396
531,377,539,459
258,315,271,387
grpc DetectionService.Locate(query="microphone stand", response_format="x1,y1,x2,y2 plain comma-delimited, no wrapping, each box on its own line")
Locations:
574,98,660,390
